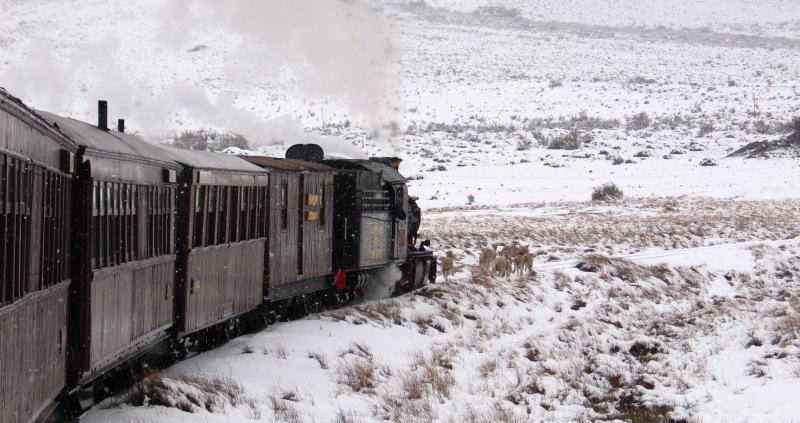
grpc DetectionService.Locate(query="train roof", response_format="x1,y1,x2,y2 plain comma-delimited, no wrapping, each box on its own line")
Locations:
0,88,77,151
161,147,266,173
37,110,180,169
241,156,335,173
323,158,406,183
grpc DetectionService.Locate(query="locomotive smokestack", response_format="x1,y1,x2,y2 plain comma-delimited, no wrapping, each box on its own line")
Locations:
97,100,108,131
117,119,125,133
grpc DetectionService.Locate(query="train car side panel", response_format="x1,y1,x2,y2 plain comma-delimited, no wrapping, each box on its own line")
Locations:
183,239,265,332
0,92,75,423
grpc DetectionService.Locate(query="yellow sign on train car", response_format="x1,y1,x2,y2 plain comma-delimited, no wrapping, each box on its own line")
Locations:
306,210,319,221
306,194,319,205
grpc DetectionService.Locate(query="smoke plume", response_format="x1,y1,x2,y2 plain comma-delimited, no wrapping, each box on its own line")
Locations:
1,0,399,154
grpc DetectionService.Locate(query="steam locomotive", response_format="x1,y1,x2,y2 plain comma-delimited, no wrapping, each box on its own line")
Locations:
0,88,435,423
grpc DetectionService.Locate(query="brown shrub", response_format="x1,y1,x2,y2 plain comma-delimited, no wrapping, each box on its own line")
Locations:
127,371,252,414
337,358,378,393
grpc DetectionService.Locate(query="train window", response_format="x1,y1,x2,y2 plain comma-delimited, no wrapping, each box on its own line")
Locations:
1,156,35,303
113,183,121,265
249,187,258,239
229,187,239,243
257,187,267,238
280,183,288,230
219,186,227,244
162,186,170,255
193,186,204,248
166,187,173,254
206,186,216,246
319,183,325,228
132,185,138,261
91,182,99,268
235,187,244,241
130,185,137,261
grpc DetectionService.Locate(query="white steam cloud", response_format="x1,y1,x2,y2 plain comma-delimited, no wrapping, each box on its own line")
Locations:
1,0,399,156
363,265,402,301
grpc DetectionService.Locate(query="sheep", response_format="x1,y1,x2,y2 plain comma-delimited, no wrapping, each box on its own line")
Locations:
501,242,519,259
479,247,497,269
494,257,511,278
520,252,534,275
441,251,455,282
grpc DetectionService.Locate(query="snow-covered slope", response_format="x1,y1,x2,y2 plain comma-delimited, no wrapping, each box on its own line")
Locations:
82,197,800,422
3,2,799,421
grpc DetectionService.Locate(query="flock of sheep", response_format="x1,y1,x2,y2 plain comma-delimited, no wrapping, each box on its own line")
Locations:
440,243,535,281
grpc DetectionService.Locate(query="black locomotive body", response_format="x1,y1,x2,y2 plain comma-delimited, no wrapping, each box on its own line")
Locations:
0,92,436,423
322,159,409,287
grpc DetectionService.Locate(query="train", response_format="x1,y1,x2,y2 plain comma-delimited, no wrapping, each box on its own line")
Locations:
0,88,436,423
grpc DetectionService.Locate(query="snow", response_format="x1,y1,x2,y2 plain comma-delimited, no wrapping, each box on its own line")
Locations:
2,0,799,421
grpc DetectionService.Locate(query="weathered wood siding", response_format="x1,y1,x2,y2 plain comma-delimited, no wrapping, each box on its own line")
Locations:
266,170,333,296
0,106,71,169
183,239,265,333
268,171,299,288
300,173,333,279
0,283,68,423
0,98,74,423
88,257,174,374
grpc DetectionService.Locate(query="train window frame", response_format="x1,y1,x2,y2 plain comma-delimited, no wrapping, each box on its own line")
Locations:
193,185,205,248
218,186,228,245
280,182,288,231
257,186,267,238
232,186,239,242
206,186,216,246
237,186,247,241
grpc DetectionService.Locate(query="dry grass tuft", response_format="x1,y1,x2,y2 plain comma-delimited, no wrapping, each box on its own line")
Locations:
126,371,254,414
269,392,302,423
337,357,378,393
339,342,373,360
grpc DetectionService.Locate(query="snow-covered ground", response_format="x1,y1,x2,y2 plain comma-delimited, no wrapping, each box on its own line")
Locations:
3,0,799,421
83,197,800,422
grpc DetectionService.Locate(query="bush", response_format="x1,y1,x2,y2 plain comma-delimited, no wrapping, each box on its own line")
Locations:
699,158,717,166
516,137,533,151
611,155,625,165
549,79,563,88
792,116,800,133
592,183,624,202
547,130,581,150
626,112,651,131
697,122,714,137
628,76,657,85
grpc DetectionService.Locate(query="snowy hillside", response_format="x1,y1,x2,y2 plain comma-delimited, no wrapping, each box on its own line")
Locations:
4,0,799,207
2,1,799,422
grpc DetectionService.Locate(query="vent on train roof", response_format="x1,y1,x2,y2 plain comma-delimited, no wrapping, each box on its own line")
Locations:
97,100,109,131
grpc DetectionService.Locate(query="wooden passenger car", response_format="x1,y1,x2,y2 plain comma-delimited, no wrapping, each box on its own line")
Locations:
39,103,181,385
0,89,76,423
165,148,269,336
241,156,335,300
